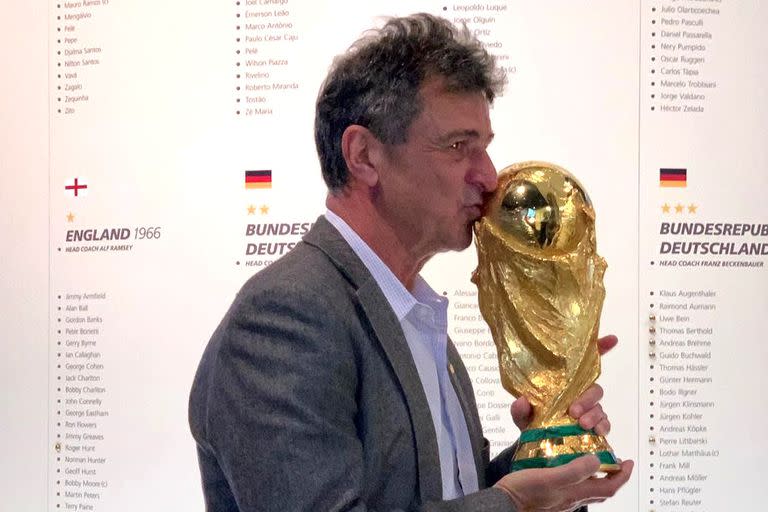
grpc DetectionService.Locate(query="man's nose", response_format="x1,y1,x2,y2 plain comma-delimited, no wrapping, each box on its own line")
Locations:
468,149,498,193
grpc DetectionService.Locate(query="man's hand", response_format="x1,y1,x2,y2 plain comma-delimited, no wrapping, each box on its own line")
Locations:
494,456,634,512
502,334,632,510
511,335,619,435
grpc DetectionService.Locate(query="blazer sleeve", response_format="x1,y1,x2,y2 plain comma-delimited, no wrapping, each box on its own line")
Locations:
197,285,371,511
193,283,518,512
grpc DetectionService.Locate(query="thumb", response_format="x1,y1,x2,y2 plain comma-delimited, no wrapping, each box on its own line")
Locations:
511,396,532,430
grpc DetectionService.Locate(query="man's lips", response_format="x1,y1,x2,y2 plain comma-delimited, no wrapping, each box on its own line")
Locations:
466,204,482,220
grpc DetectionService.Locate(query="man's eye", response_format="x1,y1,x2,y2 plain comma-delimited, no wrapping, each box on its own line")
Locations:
449,141,465,150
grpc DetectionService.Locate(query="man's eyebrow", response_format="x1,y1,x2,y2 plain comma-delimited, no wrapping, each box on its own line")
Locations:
436,129,495,144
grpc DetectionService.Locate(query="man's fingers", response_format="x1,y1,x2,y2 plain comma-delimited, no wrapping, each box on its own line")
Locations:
596,334,618,356
569,384,604,418
568,459,634,503
594,417,611,436
511,396,532,430
496,457,631,512
545,454,601,487
576,403,607,432
574,403,609,433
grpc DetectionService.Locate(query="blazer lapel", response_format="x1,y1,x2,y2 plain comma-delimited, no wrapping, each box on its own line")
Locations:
446,341,488,489
303,216,443,503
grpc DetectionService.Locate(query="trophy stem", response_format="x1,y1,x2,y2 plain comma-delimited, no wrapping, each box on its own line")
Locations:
511,423,620,473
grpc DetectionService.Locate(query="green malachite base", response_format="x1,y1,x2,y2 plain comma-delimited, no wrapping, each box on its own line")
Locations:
511,450,618,471
510,424,619,472
519,424,596,444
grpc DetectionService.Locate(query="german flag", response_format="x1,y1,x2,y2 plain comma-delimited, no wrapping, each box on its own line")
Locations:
659,168,687,188
245,170,272,189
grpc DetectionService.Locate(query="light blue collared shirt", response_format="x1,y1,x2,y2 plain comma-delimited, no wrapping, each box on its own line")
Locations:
325,210,479,499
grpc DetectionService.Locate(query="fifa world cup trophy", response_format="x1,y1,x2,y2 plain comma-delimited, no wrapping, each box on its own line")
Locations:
472,161,619,472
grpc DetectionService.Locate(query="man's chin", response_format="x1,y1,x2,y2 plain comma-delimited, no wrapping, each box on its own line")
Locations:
434,225,474,254
454,226,474,251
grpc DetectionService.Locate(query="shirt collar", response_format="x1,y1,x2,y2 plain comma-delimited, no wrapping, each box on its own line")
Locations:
325,210,446,321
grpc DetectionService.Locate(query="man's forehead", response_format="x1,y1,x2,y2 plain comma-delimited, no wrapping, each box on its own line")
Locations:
416,83,493,136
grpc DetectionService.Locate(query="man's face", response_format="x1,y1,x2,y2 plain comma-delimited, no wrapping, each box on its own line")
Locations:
376,77,498,257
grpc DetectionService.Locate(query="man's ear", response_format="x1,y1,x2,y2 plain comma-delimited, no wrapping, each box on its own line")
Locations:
341,125,383,188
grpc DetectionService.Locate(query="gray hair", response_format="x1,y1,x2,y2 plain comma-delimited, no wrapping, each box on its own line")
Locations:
315,13,506,192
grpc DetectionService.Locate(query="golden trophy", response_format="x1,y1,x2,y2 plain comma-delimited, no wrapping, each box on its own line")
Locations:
472,161,619,472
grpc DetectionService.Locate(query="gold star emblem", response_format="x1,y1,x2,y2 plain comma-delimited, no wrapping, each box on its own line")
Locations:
661,203,671,214
247,205,256,215
687,204,698,214
66,212,75,222
260,204,269,215
675,203,684,213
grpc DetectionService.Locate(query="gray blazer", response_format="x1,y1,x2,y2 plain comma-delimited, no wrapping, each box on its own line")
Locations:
189,216,516,511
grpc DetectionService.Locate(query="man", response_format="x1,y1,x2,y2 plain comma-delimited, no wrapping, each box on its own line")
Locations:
189,13,632,511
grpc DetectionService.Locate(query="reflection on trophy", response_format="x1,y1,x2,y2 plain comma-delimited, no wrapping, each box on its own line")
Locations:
472,161,619,472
